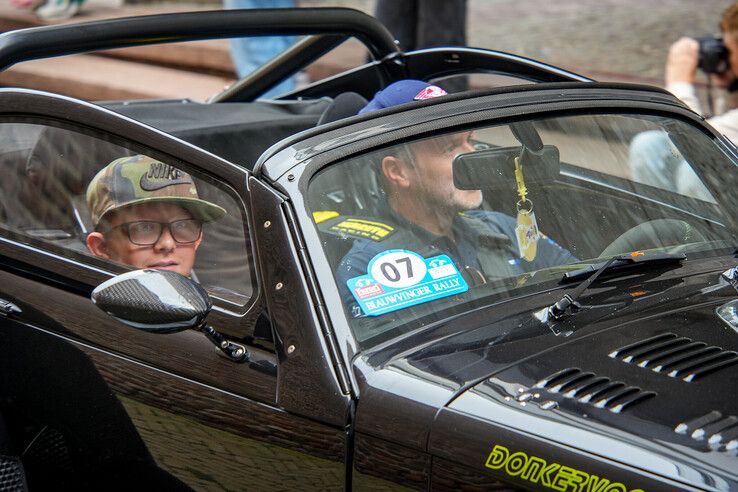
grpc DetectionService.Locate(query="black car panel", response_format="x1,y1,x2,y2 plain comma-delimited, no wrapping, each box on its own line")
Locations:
430,406,701,492
249,177,352,425
0,86,351,489
352,432,430,490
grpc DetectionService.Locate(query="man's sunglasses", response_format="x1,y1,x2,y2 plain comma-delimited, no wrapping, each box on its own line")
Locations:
105,219,202,245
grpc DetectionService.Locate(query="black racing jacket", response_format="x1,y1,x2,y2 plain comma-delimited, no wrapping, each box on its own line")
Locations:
324,206,577,316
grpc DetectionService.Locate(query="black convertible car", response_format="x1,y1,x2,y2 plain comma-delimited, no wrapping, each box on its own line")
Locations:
0,7,737,491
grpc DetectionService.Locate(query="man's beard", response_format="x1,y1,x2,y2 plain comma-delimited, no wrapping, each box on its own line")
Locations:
423,180,483,216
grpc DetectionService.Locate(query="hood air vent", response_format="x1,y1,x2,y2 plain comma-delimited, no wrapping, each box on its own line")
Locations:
535,368,655,413
675,411,738,453
609,333,738,382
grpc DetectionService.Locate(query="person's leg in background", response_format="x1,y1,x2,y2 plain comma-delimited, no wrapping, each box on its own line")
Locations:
224,0,297,98
375,0,418,51
416,0,467,48
375,0,468,92
34,0,84,21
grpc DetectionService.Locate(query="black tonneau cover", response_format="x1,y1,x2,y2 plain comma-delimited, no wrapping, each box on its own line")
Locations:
103,98,329,168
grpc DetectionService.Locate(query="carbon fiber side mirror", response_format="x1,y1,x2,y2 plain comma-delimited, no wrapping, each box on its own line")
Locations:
91,269,211,334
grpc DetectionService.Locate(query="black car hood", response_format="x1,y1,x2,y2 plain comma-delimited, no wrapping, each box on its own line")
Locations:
353,257,738,490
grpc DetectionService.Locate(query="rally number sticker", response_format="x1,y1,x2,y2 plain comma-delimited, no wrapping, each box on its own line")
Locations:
369,250,427,288
347,249,469,316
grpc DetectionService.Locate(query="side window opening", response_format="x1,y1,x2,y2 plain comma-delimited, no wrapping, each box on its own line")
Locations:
0,121,254,308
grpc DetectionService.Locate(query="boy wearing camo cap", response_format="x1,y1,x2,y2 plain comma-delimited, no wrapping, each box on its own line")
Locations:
86,155,225,277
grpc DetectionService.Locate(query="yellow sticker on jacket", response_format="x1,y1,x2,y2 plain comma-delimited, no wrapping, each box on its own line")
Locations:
313,210,340,224
330,218,395,241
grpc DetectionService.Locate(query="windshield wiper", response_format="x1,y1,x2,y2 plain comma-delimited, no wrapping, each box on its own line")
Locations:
544,252,686,321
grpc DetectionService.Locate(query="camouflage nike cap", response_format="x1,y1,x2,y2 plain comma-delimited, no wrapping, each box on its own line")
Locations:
86,155,226,228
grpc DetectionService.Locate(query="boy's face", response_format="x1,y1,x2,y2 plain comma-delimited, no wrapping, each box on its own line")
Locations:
89,202,202,277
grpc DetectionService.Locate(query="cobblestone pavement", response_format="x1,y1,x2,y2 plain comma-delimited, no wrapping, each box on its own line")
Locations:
464,0,729,84
301,0,731,86
41,0,736,89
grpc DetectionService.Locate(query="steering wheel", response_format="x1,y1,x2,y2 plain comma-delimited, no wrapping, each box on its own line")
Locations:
600,219,706,257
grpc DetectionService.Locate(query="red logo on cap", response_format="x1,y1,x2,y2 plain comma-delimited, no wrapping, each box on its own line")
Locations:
414,85,447,100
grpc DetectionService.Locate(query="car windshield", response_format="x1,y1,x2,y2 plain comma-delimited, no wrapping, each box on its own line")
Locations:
307,112,738,348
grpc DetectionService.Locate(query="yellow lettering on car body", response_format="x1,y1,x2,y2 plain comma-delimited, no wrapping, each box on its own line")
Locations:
484,444,645,492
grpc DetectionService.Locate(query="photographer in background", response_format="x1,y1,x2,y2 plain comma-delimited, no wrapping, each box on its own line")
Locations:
625,6,736,201
665,2,738,142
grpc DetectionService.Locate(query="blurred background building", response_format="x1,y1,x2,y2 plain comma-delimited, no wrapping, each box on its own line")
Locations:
0,0,730,102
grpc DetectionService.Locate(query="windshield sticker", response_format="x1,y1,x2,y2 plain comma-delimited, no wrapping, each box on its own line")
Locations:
347,249,469,316
485,444,644,492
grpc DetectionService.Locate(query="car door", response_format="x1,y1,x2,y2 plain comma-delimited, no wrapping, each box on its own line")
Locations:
0,88,350,491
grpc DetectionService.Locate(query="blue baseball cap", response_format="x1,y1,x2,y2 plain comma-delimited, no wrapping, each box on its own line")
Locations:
359,79,448,114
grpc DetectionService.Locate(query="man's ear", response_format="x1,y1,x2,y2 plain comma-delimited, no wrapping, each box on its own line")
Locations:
86,232,111,259
381,155,412,189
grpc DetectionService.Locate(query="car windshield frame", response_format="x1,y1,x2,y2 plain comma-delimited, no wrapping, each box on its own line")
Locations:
289,89,738,351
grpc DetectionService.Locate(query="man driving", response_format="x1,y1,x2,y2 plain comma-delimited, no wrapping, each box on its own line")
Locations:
85,155,225,277
334,80,576,316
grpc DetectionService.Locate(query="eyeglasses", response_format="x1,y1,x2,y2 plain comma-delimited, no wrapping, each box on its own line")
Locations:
105,219,203,245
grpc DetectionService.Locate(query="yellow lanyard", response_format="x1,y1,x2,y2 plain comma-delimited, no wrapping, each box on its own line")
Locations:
513,156,539,261
514,156,528,203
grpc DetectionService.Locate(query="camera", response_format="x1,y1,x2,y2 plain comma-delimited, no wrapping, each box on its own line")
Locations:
697,36,729,73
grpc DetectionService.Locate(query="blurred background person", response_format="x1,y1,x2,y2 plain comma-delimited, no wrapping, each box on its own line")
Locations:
374,0,468,92
224,0,298,98
627,1,738,201
374,0,467,51
10,0,84,21
665,1,738,141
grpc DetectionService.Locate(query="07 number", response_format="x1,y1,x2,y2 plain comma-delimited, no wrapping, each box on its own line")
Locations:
370,251,427,288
